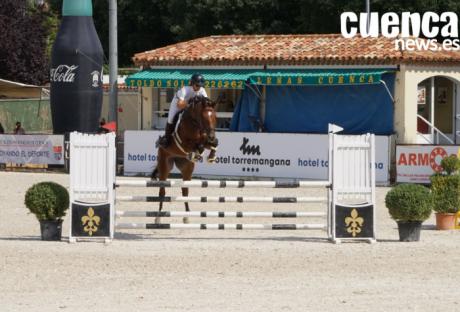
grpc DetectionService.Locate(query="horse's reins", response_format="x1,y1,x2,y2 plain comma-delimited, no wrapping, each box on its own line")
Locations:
172,112,188,155
172,98,213,156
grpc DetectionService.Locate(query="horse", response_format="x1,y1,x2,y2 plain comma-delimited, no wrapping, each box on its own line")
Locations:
150,95,218,223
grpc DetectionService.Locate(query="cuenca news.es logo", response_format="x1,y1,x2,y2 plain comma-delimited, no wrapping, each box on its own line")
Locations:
341,12,459,51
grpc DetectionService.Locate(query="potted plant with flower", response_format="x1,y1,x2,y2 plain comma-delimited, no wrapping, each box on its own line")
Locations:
385,183,433,241
24,182,69,240
430,155,460,230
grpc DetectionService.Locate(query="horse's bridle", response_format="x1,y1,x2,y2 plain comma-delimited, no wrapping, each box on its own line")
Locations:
186,97,216,140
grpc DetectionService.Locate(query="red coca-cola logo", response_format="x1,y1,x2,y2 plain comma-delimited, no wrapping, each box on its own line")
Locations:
50,65,78,83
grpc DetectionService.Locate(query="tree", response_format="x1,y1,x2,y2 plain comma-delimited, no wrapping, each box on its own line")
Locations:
47,0,460,67
0,0,50,85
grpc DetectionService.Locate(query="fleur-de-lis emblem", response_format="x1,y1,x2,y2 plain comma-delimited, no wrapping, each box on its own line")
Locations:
81,207,100,236
344,209,364,237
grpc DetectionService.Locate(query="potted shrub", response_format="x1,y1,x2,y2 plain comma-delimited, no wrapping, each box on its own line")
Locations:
430,155,460,230
385,183,433,242
24,182,69,241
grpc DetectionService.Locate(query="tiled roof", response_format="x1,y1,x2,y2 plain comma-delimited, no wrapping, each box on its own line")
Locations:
133,34,460,67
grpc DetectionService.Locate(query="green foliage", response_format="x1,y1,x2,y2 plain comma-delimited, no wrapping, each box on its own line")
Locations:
24,182,69,221
440,155,460,175
42,9,60,60
430,174,460,213
45,0,460,67
0,0,50,85
385,184,432,222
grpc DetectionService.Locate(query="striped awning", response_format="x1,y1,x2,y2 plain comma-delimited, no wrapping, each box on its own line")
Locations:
125,68,391,89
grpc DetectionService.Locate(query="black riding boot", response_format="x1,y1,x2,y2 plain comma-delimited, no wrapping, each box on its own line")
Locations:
159,123,174,147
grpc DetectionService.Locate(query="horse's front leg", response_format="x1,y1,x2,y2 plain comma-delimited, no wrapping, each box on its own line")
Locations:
206,137,218,163
191,144,205,162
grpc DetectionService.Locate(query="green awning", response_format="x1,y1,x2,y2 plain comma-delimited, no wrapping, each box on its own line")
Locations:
248,69,388,86
125,69,390,89
125,69,253,89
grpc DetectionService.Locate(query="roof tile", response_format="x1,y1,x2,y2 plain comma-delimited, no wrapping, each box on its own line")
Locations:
132,34,460,66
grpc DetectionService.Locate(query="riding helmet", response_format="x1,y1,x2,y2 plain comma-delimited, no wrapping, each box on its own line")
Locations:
191,73,205,87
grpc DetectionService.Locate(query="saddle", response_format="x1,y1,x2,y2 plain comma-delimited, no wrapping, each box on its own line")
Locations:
156,111,204,161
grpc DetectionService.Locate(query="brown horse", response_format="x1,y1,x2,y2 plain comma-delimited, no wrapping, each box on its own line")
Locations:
151,95,218,223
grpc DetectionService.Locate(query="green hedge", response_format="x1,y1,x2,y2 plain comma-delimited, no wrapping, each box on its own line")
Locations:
430,174,460,214
24,182,69,221
440,155,460,175
385,184,433,222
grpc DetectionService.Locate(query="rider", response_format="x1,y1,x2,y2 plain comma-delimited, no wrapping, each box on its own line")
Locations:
159,73,208,148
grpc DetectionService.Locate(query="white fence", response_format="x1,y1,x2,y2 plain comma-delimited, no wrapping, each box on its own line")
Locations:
69,126,376,243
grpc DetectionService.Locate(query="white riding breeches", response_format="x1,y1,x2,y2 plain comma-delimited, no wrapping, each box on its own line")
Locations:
167,97,180,124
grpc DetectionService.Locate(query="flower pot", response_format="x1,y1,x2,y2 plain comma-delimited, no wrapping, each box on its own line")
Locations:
39,220,63,241
435,212,456,230
397,221,422,242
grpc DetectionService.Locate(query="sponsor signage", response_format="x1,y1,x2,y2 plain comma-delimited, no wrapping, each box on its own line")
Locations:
0,134,64,165
128,73,381,89
396,145,460,183
50,64,78,83
124,131,389,183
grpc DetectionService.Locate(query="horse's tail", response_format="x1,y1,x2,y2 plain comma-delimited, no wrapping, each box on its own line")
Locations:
151,165,159,180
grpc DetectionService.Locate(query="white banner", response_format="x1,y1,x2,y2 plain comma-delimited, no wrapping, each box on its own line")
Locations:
396,145,460,183
124,131,389,183
0,135,64,165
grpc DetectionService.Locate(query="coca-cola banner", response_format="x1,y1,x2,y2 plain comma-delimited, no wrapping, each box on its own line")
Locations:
50,1,104,134
0,135,64,165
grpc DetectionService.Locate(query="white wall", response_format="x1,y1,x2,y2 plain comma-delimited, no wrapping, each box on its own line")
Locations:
101,92,139,132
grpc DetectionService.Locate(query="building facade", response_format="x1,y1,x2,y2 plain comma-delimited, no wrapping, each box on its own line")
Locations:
126,34,460,144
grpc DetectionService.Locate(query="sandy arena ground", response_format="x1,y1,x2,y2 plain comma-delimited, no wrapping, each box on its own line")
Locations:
0,171,460,312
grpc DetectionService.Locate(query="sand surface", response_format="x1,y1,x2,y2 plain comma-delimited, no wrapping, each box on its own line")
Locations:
0,171,459,312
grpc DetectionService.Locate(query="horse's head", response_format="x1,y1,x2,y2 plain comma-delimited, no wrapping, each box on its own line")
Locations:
186,95,217,142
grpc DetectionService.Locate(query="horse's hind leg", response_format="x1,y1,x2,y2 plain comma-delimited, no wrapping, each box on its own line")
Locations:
155,186,165,224
150,165,158,180
176,158,195,224
181,186,190,224
155,150,173,224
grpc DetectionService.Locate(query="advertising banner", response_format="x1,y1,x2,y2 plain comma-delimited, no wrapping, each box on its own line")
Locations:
124,131,389,183
50,0,103,134
396,145,460,183
0,135,64,165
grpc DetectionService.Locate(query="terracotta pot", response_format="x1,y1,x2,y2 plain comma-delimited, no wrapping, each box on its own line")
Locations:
435,213,456,230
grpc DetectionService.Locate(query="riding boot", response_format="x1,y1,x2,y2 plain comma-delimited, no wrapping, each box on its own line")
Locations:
159,123,174,147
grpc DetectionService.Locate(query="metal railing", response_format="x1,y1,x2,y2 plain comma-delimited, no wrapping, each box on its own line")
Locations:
417,114,454,144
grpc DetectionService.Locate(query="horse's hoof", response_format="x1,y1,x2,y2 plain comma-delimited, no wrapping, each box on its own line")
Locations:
155,217,161,224
183,217,189,224
207,157,216,163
